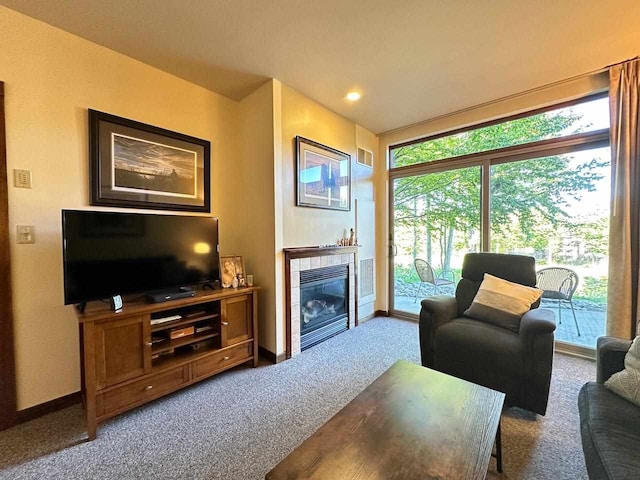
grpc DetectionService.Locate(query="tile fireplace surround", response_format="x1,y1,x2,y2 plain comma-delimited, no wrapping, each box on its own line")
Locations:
284,246,357,358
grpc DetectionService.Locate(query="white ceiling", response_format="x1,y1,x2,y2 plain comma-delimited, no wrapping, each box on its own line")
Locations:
2,0,639,134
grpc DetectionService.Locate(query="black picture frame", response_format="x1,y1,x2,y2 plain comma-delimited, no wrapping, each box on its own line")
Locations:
89,109,210,212
295,136,351,211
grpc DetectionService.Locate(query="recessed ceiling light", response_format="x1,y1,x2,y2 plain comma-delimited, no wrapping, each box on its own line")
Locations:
346,92,361,101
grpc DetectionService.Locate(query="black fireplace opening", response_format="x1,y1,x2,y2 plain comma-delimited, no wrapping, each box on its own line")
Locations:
300,264,349,351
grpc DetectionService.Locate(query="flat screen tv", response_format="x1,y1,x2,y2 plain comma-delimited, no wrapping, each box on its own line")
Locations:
62,210,220,306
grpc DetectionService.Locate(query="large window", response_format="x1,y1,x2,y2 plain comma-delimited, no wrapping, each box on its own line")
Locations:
391,95,609,168
392,167,481,313
389,95,610,349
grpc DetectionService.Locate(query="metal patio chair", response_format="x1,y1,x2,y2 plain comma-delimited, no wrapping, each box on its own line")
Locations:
414,258,455,302
536,267,580,336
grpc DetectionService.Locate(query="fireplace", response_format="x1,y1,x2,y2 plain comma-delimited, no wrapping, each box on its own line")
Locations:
299,264,348,351
284,246,357,358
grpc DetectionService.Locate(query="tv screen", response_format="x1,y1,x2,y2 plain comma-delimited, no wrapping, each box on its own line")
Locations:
62,210,220,305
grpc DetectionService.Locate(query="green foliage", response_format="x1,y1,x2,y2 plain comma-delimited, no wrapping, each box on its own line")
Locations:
394,265,461,285
564,217,609,259
575,276,608,303
392,110,581,168
394,265,419,284
392,108,609,271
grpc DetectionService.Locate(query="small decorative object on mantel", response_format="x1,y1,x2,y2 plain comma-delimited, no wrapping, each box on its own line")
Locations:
337,227,358,246
89,109,211,212
295,136,351,211
220,255,246,288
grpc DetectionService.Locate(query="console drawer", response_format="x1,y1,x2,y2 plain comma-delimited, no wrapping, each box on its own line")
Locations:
194,342,252,379
97,365,189,417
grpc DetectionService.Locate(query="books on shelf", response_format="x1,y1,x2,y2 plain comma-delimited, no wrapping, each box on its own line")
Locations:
150,314,182,325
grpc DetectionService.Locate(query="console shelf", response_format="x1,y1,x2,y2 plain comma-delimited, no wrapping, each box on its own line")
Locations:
150,313,220,332
76,286,259,440
152,331,220,355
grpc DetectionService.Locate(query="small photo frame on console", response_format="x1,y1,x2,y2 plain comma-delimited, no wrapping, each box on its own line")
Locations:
220,255,245,288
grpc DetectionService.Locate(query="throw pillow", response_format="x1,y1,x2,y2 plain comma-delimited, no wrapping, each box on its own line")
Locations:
605,336,640,407
464,273,543,332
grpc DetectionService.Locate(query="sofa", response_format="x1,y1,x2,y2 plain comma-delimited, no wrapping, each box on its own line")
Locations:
578,336,640,479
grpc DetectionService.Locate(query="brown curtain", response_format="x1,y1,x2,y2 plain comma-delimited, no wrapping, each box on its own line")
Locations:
607,58,640,339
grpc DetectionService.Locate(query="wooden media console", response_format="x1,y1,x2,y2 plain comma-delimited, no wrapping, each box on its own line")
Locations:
75,286,259,439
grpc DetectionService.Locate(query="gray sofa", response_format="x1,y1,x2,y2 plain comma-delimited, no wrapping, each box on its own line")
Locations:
419,253,556,415
579,336,640,479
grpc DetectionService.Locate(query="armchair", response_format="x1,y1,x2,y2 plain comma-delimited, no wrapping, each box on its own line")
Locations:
578,337,640,479
419,253,556,415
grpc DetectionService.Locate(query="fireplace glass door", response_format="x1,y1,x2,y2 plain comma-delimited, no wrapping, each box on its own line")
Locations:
299,264,349,350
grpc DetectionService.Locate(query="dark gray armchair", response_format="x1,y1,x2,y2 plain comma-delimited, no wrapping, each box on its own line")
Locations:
419,253,556,415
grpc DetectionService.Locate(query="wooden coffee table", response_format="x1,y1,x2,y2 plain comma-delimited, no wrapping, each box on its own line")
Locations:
266,360,505,480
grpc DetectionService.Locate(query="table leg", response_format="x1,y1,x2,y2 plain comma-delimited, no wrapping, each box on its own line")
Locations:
495,419,503,473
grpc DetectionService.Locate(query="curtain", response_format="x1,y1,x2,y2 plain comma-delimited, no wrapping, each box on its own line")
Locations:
607,59,640,339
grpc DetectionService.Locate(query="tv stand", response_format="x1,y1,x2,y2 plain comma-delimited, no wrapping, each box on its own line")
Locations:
75,286,259,440
75,302,87,314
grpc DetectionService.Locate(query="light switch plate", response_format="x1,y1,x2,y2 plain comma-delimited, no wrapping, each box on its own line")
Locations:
17,225,35,244
14,169,32,188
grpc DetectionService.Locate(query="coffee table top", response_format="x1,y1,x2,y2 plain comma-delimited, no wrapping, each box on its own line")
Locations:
266,360,505,480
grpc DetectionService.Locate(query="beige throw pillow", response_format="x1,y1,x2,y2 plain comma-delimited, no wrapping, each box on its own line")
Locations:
464,273,543,332
605,336,640,407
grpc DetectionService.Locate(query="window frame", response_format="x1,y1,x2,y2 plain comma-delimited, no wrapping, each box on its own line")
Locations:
387,92,611,335
389,91,609,170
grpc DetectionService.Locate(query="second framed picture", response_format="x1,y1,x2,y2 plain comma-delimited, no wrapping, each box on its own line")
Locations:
220,255,246,288
295,136,351,211
89,109,211,212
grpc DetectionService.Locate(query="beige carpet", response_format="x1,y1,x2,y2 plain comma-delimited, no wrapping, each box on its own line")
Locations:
0,317,594,479
487,352,594,479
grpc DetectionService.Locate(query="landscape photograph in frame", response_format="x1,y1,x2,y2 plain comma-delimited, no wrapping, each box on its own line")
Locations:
89,109,210,212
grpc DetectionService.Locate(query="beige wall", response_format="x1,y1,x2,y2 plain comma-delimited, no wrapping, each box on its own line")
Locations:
375,73,610,312
1,3,380,408
0,6,380,404
280,85,357,247
354,125,378,318
0,7,239,409
271,85,378,354
236,80,279,353
272,80,285,354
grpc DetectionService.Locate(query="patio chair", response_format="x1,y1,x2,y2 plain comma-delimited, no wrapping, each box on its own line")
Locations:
413,258,455,302
536,267,580,336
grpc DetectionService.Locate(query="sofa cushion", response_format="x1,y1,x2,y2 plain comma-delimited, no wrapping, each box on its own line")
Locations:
463,273,542,332
605,335,640,407
434,317,523,398
579,382,640,479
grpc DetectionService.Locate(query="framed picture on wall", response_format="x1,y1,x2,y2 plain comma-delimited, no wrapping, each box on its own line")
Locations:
295,136,351,211
89,109,211,212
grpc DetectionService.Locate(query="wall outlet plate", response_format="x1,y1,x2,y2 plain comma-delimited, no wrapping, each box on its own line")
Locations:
16,225,35,244
13,169,32,188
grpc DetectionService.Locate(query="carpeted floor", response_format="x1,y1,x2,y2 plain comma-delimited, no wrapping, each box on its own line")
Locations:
0,317,594,479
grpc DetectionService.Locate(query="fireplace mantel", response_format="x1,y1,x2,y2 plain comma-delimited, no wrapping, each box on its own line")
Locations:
283,245,358,259
284,246,358,359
